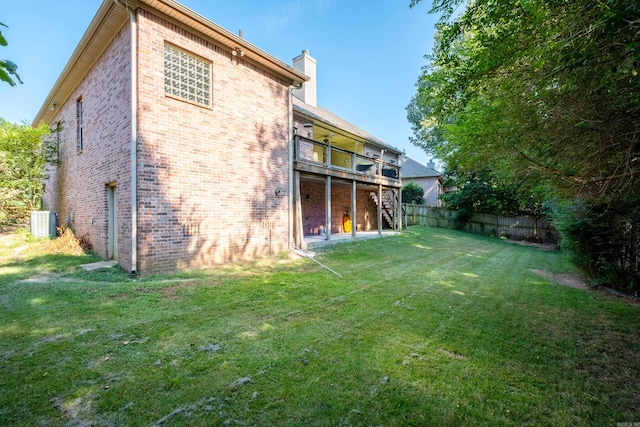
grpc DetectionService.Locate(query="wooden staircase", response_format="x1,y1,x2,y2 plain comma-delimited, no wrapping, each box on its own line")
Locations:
369,191,398,229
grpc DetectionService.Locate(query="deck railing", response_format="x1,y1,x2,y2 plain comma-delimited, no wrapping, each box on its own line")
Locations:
294,135,399,179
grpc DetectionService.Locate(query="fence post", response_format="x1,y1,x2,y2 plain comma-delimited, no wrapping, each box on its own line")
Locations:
412,203,416,225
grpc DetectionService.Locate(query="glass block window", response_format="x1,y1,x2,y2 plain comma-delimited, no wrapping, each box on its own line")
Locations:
164,44,211,106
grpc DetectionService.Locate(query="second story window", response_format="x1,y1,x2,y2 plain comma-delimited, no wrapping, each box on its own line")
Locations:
76,97,83,152
164,44,211,107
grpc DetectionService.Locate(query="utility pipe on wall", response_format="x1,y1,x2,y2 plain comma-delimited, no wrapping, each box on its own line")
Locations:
114,0,138,274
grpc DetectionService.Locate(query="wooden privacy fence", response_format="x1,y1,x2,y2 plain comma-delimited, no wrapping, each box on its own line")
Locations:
403,204,559,243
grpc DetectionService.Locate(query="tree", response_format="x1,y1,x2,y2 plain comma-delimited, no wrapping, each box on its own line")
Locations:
402,182,425,205
408,0,640,291
441,169,542,216
0,22,22,86
0,119,50,225
407,0,639,199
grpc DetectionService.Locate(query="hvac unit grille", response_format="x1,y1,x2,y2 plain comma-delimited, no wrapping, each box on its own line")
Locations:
30,211,58,238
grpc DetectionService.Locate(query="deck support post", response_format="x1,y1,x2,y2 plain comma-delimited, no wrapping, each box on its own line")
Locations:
351,181,357,238
325,176,332,241
378,185,383,235
294,171,303,248
396,188,402,230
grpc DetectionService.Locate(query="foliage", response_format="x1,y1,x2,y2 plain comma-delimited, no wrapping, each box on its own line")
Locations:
441,168,543,216
553,196,640,294
402,181,425,204
0,119,51,224
408,0,640,289
407,0,640,199
1,227,639,425
0,22,22,86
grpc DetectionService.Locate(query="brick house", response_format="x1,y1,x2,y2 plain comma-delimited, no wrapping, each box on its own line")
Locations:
35,0,402,275
290,50,403,244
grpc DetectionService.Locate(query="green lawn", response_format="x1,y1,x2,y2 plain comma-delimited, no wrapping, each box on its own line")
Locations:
1,227,638,426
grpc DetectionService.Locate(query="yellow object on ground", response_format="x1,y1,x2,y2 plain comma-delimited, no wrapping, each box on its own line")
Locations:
343,214,352,233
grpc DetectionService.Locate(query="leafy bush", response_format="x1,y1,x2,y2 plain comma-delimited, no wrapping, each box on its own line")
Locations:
0,119,51,224
553,197,639,295
452,208,473,230
402,181,425,204
441,170,541,216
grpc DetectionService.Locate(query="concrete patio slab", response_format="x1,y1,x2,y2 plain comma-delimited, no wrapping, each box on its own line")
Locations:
304,230,400,249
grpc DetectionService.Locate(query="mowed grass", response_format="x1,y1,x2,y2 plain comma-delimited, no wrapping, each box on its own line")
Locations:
0,227,638,426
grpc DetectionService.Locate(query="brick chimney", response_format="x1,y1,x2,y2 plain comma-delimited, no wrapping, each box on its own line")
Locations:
292,50,317,107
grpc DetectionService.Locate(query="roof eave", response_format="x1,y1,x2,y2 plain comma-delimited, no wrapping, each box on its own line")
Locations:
33,0,309,126
143,0,308,84
33,0,127,126
293,102,403,155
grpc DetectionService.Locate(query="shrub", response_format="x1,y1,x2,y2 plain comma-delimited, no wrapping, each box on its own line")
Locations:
454,208,473,230
0,119,52,224
402,182,425,204
553,197,639,295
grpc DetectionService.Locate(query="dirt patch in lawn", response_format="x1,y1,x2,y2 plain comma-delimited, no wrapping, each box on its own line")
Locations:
531,269,589,290
159,279,217,301
505,239,558,251
531,270,638,303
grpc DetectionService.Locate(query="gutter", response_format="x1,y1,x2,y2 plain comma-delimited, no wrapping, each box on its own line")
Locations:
288,83,303,249
114,0,138,275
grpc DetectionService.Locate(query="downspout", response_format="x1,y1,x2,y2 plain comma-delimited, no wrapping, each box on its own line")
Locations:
288,83,302,249
115,0,138,274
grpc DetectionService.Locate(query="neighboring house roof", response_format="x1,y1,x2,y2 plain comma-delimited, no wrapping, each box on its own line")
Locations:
293,97,402,155
33,0,308,126
400,156,442,179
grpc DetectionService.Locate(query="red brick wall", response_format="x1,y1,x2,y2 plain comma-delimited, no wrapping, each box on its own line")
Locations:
44,25,133,272
135,10,291,273
300,180,380,236
45,8,293,275
44,6,398,274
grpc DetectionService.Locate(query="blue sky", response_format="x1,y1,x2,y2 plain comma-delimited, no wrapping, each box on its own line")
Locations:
0,0,438,163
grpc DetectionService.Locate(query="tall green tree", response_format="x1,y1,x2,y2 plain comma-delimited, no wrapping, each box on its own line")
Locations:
0,22,22,86
0,120,50,224
408,0,640,291
408,0,639,198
